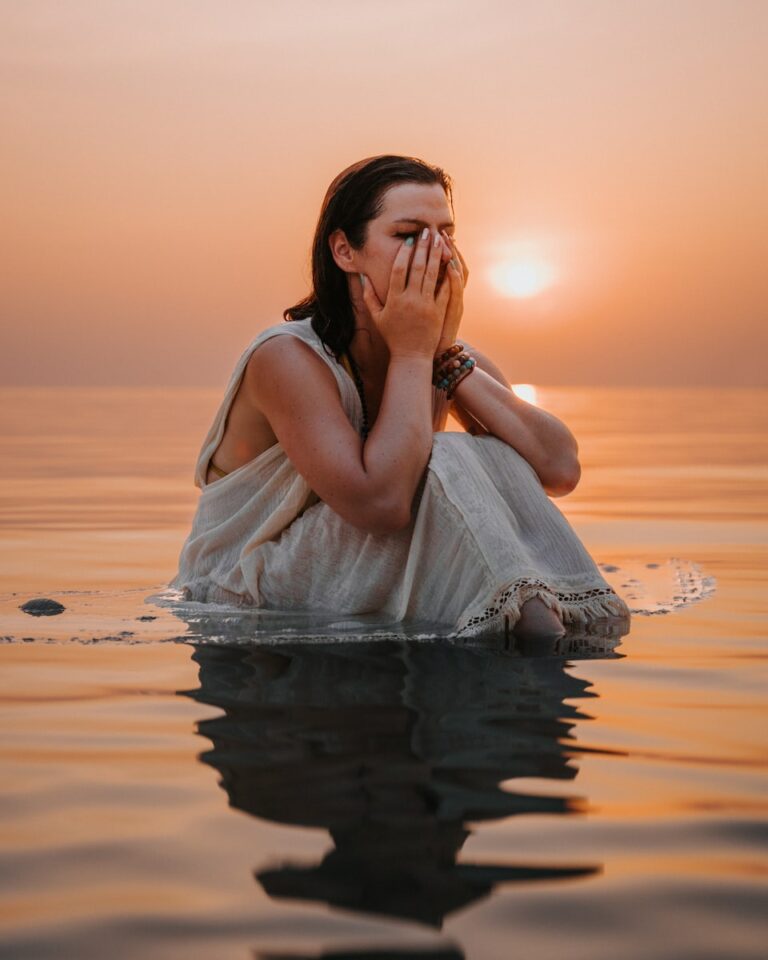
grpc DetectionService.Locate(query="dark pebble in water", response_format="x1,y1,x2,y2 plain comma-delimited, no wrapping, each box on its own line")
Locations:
136,615,157,621
646,562,660,568
601,564,620,572
20,598,65,617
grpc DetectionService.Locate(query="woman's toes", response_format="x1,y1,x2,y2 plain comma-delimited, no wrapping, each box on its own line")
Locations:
513,595,566,640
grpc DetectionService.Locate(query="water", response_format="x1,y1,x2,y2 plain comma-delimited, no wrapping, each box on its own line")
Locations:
1,386,766,958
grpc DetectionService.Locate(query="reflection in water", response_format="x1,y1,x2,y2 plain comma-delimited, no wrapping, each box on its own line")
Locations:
258,949,465,960
179,626,628,934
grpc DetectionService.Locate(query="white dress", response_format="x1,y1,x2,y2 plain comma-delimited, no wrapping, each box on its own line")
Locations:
170,318,630,638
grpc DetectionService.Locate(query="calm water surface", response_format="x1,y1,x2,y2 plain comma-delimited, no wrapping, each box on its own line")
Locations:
0,387,766,959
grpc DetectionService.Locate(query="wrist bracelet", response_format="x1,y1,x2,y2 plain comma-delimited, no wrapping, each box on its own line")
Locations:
432,351,472,381
433,342,464,368
432,351,472,385
433,354,477,392
446,362,476,398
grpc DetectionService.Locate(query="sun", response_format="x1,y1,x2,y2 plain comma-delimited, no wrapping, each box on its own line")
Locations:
489,257,556,298
510,383,538,405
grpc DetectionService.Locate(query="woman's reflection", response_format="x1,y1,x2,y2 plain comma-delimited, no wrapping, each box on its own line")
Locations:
178,624,626,929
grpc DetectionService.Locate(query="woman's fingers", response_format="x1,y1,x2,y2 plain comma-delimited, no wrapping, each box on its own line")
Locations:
455,246,469,288
456,246,469,287
405,227,433,291
421,229,445,297
405,228,450,297
389,237,416,296
442,230,469,288
434,248,465,348
446,256,463,312
436,259,453,310
359,272,382,317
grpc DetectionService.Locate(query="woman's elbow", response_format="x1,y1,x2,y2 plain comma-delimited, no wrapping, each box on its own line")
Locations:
335,493,412,536
543,457,581,498
365,511,411,535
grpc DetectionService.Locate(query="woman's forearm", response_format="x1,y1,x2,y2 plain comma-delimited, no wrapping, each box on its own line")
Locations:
450,369,580,493
360,354,435,525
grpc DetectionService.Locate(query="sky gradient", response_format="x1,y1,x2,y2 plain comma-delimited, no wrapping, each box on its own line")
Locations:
2,0,766,387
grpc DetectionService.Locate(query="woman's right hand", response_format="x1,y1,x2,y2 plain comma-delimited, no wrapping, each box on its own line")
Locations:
360,228,452,360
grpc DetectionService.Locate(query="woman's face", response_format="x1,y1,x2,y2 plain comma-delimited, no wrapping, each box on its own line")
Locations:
340,181,455,304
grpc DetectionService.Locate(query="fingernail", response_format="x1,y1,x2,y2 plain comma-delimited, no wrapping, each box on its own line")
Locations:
405,236,414,247
433,232,441,247
421,227,429,241
359,273,365,285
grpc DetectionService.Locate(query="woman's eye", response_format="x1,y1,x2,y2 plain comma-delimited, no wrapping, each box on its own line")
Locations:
395,230,455,241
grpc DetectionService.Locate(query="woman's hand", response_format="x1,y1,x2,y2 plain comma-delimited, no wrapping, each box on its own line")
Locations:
435,232,469,357
360,228,451,360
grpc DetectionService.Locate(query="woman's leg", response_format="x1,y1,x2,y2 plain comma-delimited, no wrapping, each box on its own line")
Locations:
512,596,566,640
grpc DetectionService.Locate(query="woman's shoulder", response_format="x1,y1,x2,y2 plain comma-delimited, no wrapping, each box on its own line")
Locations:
244,317,340,384
248,316,317,349
246,316,339,365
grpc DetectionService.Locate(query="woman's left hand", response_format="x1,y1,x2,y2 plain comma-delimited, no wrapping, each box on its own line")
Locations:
435,232,469,357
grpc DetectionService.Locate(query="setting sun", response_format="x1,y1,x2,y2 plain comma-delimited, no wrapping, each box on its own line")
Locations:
511,383,539,405
489,257,556,299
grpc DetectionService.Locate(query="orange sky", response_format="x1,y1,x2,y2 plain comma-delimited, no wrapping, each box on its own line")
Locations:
1,1,766,387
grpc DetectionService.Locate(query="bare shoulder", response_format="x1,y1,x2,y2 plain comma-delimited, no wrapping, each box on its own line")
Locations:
244,333,341,406
239,330,391,531
242,330,361,468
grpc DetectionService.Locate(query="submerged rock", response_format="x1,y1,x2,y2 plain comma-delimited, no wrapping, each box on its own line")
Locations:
20,598,66,617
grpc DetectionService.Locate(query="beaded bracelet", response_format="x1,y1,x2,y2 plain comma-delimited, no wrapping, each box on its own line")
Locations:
433,342,464,368
433,353,477,395
432,341,478,397
445,361,476,398
432,351,472,385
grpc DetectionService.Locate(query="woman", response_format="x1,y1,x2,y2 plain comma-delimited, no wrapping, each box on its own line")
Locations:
171,154,630,640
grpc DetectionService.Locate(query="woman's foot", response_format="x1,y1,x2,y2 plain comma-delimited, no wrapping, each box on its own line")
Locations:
512,596,566,641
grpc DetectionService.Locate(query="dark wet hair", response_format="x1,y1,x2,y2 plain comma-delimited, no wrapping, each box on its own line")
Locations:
283,154,453,359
